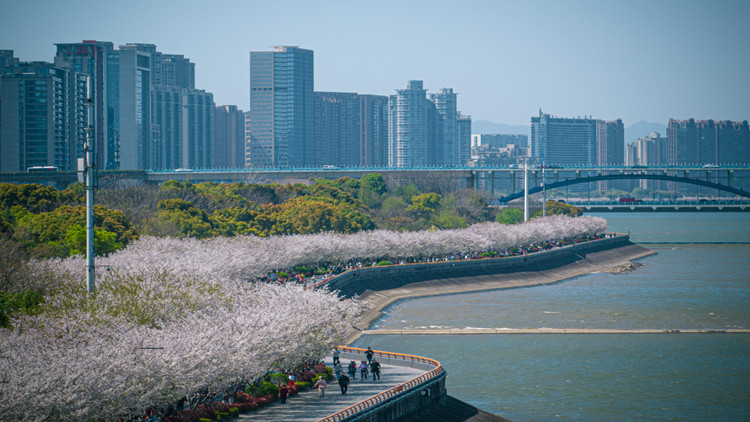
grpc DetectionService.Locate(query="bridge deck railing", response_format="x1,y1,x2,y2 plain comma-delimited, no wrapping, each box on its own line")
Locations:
318,346,444,422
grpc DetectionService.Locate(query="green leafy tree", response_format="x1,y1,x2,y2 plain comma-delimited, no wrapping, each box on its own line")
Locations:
496,208,524,225
408,193,442,220
532,201,583,218
64,225,123,256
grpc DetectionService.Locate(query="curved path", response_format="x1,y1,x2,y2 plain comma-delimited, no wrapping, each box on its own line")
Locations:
238,355,426,421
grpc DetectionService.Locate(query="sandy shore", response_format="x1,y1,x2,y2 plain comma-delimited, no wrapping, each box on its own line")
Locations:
344,243,655,344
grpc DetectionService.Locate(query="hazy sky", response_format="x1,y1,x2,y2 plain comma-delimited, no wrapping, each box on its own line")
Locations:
2,0,748,126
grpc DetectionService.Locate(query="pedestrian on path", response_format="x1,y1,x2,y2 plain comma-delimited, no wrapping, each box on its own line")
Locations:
279,384,289,406
365,347,374,364
348,360,357,379
370,358,381,381
334,362,343,380
332,346,340,365
359,361,369,380
338,374,350,395
314,377,328,397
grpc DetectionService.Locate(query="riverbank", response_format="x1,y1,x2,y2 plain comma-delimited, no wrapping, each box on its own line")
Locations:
343,240,654,344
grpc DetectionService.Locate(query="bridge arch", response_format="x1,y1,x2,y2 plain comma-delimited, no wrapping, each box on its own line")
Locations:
497,174,750,203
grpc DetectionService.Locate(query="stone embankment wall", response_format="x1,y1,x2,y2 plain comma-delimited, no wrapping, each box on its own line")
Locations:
327,234,631,298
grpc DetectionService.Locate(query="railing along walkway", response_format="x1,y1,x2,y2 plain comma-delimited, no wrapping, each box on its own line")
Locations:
238,347,444,422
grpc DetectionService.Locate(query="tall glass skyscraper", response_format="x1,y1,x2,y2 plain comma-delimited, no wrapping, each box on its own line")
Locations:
248,46,314,168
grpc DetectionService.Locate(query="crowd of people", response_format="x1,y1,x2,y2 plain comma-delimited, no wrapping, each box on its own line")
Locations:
258,233,607,288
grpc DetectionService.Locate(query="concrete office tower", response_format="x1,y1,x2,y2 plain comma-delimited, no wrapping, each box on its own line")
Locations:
315,92,360,167
214,105,246,168
388,80,438,168
359,95,389,167
0,62,87,171
54,41,115,169
457,113,472,166
151,86,214,169
667,119,699,165
117,43,155,170
530,111,597,165
248,46,314,168
430,88,458,166
244,111,252,167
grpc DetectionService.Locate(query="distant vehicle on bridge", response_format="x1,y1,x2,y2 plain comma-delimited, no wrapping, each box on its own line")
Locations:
618,197,643,204
26,166,59,173
323,165,340,169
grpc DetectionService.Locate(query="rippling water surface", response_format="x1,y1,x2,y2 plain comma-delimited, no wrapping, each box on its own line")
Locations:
353,213,750,422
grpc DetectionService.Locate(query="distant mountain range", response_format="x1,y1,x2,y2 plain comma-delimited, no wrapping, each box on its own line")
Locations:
472,120,529,135
472,119,668,143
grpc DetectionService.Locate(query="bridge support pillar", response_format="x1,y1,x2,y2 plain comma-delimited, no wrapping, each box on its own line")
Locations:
728,170,733,187
488,171,495,196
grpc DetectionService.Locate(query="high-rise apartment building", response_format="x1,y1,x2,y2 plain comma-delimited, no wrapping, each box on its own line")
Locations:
530,111,597,165
388,81,469,168
668,118,750,165
0,62,87,171
359,95,389,167
314,92,360,167
116,43,154,170
214,105,246,169
430,88,458,166
457,113,472,166
248,46,314,168
151,85,214,169
530,111,623,166
54,41,115,169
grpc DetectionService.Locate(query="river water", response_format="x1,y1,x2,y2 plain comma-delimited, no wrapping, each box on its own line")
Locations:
352,213,750,421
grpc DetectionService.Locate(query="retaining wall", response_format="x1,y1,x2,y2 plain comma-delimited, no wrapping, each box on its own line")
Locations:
327,234,632,298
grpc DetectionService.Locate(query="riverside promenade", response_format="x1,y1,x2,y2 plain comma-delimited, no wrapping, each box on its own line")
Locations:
237,356,425,421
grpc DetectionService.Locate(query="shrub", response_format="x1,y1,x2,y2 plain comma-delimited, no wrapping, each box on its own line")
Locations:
176,410,200,422
295,370,315,382
269,372,289,386
313,363,328,374
211,401,231,413
231,402,256,412
275,271,288,278
229,407,240,417
236,391,252,403
216,412,228,420
199,419,212,422
377,260,392,266
260,381,279,399
244,384,261,397
193,403,216,421
295,381,310,391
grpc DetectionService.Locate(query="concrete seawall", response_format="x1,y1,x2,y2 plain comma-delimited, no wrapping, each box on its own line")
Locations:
328,234,654,343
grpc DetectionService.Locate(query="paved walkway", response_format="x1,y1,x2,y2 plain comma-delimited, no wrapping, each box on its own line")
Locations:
238,357,427,421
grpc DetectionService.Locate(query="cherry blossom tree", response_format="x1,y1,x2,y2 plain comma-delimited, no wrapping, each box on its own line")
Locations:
0,215,606,420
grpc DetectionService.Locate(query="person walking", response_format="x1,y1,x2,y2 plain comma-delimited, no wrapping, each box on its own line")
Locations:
313,377,328,397
359,361,369,380
348,360,357,379
334,362,343,380
279,384,289,406
370,358,381,381
338,374,350,395
332,346,340,366
365,347,374,365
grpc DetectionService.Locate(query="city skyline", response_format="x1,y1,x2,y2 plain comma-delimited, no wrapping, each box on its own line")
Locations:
2,0,748,127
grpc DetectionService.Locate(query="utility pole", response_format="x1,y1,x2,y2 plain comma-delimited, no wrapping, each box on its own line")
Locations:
85,77,96,294
542,162,546,217
524,162,529,221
